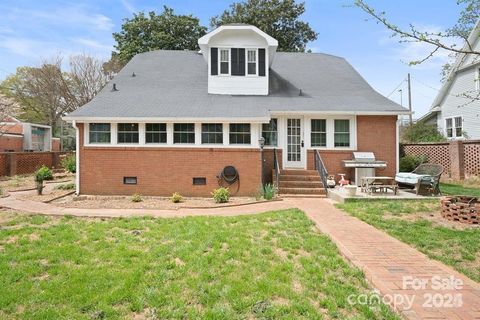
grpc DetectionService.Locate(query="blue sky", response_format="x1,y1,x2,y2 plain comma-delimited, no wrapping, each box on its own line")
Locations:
0,0,464,117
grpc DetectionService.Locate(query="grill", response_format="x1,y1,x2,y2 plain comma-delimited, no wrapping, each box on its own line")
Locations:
343,152,387,186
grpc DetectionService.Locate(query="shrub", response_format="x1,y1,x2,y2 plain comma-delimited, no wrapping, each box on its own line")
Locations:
54,183,75,190
35,165,53,182
61,154,76,173
212,187,230,203
131,193,143,202
34,165,53,195
171,192,183,203
401,122,446,143
262,183,276,200
399,155,427,172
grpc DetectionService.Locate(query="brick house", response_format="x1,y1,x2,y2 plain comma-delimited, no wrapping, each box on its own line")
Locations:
64,25,408,197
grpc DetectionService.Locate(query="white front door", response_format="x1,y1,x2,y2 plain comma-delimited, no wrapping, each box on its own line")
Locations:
285,117,306,168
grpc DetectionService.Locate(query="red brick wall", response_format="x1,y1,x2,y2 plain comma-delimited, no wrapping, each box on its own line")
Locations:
78,124,262,197
0,135,23,152
2,123,23,135
307,115,398,180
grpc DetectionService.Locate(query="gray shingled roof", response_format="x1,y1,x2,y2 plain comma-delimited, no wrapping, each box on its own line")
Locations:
65,50,407,120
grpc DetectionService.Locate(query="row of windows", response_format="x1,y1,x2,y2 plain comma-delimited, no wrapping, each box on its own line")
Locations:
89,123,253,145
89,119,351,147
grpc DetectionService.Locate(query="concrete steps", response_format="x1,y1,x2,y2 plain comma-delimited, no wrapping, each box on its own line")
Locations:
277,169,326,196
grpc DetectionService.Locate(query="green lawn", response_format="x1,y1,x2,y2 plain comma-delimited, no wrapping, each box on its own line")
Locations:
0,210,397,320
337,200,480,282
440,183,480,197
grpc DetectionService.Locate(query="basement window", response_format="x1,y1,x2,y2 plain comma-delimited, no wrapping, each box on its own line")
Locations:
123,177,137,185
193,177,207,185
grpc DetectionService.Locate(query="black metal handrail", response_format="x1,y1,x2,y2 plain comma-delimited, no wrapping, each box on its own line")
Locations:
273,148,280,192
314,150,329,195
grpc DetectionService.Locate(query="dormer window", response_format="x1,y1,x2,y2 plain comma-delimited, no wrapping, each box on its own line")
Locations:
220,49,229,75
247,49,257,75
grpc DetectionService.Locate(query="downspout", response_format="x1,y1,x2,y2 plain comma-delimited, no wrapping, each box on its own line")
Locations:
73,120,80,195
396,116,400,173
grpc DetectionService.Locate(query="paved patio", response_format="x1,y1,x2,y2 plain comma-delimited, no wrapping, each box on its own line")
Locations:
1,192,479,319
328,186,439,203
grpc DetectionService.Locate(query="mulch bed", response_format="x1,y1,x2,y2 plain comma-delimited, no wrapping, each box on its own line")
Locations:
54,195,272,210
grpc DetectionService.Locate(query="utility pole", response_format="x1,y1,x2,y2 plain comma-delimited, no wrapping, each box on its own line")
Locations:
407,73,413,125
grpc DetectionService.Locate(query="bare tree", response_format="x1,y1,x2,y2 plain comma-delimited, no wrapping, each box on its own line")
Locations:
354,0,480,104
0,94,21,136
354,0,480,64
2,54,107,133
69,54,108,106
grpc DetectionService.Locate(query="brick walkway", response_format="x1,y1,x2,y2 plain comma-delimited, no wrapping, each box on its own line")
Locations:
1,193,479,319
300,199,480,320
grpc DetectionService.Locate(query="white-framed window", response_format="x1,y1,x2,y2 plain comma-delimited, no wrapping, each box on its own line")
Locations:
445,117,462,138
446,118,453,138
145,123,167,144
454,116,463,137
311,119,327,147
247,49,257,75
117,123,139,144
201,123,223,144
220,49,229,75
174,123,195,144
89,123,111,144
261,119,277,146
334,119,350,147
229,123,251,144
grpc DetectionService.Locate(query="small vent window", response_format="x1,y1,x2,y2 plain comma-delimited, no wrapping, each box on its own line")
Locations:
193,177,206,185
124,177,137,185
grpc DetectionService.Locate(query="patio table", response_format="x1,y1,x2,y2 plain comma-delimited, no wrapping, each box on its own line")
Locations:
360,176,398,195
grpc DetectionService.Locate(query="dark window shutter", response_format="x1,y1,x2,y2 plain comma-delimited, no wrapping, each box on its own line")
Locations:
231,48,245,76
238,48,245,76
211,48,218,75
259,49,266,77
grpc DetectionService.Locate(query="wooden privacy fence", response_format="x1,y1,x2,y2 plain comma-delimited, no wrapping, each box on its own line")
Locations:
0,152,73,177
403,140,480,180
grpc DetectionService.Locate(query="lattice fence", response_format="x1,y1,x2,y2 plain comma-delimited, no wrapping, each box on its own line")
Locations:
16,153,53,175
0,154,7,176
403,143,451,174
464,142,480,176
0,152,72,176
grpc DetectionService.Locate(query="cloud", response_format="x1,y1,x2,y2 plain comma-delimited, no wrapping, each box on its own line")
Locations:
120,0,137,14
28,6,114,31
377,24,461,70
72,38,113,52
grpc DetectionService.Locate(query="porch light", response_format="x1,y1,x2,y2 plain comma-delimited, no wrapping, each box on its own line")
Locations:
259,136,265,149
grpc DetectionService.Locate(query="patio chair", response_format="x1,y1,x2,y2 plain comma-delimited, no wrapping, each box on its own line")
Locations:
395,164,444,196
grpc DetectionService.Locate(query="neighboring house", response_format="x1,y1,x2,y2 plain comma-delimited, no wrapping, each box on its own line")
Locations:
0,116,59,152
64,24,408,197
420,20,480,140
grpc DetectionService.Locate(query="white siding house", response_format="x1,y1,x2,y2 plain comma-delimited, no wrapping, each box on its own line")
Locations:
421,20,480,140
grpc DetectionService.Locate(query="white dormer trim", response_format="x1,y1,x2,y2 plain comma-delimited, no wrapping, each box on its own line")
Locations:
198,24,278,66
199,24,278,47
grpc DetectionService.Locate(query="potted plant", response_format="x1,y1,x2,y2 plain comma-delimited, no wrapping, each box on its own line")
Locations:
34,165,53,195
